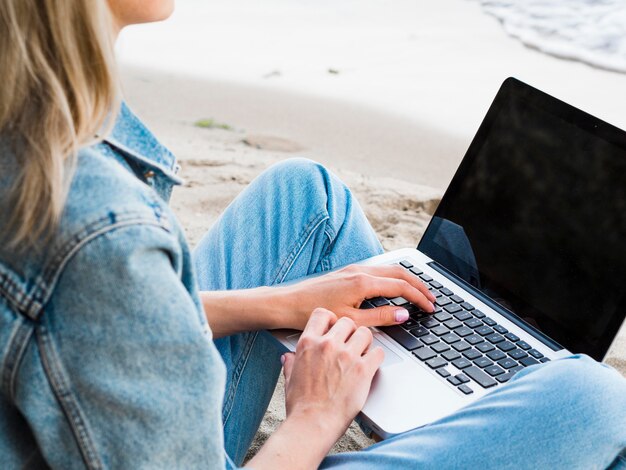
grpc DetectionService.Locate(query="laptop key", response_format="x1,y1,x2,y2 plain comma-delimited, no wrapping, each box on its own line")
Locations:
452,340,471,352
421,317,439,328
458,384,474,395
437,368,451,378
486,333,504,344
409,267,423,276
483,317,497,326
508,349,528,360
431,290,443,298
444,319,463,330
400,320,419,330
431,325,450,337
420,274,433,282
493,324,508,334
389,296,410,306
429,280,443,289
435,297,452,307
370,297,390,307
540,357,551,363
476,342,495,353
420,334,440,346
455,327,473,337
487,350,506,361
473,356,493,368
431,342,451,353
465,334,484,345
440,288,454,296
528,349,544,359
426,357,448,369
444,304,463,314
434,312,453,322
399,260,413,269
452,358,472,369
450,295,464,303
472,310,486,319
516,340,532,350
413,347,437,361
460,302,475,311
520,357,539,367
497,341,516,352
504,332,520,342
496,371,516,383
409,326,429,337
454,311,473,321
442,350,461,361
476,326,494,336
497,358,519,369
360,301,375,309
447,376,461,386
463,348,482,360
379,325,422,350
455,373,470,384
485,365,505,376
464,366,497,388
442,333,461,344
465,318,483,329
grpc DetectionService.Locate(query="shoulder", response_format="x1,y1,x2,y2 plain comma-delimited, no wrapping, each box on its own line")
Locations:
0,142,186,321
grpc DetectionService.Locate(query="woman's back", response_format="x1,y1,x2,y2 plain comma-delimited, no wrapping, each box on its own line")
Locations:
0,105,227,468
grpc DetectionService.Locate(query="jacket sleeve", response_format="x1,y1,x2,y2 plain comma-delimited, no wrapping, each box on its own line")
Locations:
31,223,227,469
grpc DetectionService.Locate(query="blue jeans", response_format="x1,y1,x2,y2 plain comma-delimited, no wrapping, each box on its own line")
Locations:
193,158,626,469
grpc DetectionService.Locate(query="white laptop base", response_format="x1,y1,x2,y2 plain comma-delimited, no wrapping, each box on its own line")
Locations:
273,247,572,439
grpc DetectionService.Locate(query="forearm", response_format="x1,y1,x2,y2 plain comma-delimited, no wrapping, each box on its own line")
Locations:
245,411,340,470
200,286,302,338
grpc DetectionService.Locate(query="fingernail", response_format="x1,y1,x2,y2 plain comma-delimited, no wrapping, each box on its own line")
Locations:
430,302,436,312
394,308,409,323
280,354,285,365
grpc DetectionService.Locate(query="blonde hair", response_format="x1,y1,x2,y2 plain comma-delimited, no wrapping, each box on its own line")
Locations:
0,0,120,248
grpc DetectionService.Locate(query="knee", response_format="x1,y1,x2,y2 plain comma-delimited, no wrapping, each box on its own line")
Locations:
539,355,626,439
264,157,327,188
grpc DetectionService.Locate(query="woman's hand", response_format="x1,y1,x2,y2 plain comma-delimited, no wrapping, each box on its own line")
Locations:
247,308,384,469
282,264,436,330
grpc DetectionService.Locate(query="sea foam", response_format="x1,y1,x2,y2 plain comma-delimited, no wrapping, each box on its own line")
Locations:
474,0,626,73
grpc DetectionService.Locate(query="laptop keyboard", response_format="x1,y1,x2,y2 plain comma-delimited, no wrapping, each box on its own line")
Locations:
361,260,550,396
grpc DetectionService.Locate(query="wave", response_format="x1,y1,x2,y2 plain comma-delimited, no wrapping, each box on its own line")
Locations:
474,0,626,73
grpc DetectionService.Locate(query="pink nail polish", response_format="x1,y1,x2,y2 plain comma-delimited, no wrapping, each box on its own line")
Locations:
280,354,285,365
394,308,409,323
430,302,436,312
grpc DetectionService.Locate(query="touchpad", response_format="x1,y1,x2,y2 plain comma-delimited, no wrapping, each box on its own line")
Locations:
284,333,403,368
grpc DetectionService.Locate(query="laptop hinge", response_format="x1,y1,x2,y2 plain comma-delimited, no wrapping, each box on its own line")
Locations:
428,261,563,352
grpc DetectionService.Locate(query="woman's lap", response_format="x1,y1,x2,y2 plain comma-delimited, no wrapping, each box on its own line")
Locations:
192,158,626,469
192,158,383,465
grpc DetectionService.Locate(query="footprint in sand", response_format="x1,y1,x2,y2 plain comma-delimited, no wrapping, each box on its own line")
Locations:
242,135,305,153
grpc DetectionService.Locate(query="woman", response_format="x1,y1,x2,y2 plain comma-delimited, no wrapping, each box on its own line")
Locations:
0,1,624,469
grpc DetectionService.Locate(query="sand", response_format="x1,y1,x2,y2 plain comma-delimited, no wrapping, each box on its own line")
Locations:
120,67,625,462
117,0,626,459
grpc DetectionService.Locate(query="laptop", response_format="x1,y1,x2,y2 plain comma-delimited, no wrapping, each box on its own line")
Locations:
273,77,626,438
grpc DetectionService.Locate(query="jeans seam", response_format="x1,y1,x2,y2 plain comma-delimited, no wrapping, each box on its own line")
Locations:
37,326,103,470
1,318,34,401
221,331,260,427
273,211,329,284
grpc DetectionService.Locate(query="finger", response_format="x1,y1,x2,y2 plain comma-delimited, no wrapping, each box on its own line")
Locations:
326,316,358,342
358,265,436,303
362,346,385,376
302,307,337,337
346,326,374,355
348,305,410,327
365,276,435,313
282,352,295,386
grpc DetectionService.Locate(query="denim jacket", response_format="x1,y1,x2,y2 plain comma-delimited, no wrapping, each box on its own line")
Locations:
0,104,227,469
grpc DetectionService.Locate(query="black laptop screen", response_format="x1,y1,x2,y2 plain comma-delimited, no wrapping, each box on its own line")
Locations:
418,79,626,360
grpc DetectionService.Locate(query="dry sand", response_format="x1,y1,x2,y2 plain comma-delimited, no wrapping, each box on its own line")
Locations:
121,66,625,461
